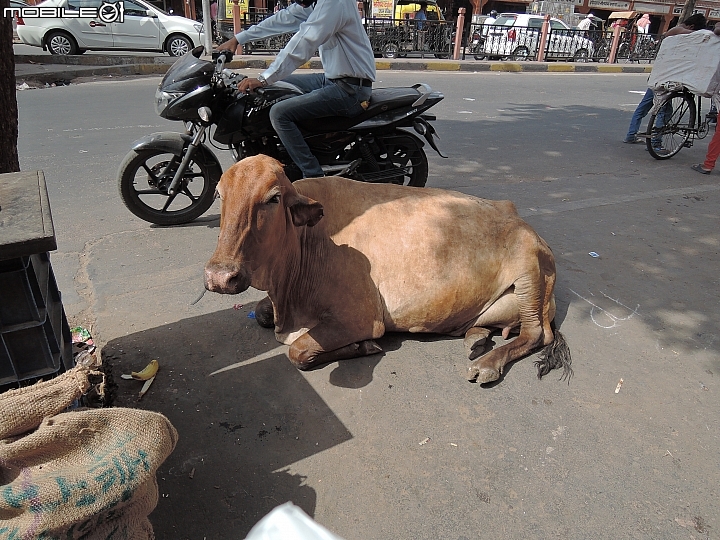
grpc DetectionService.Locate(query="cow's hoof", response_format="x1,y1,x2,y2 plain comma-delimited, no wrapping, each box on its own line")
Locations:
467,365,500,384
464,327,491,361
255,297,275,328
357,340,382,356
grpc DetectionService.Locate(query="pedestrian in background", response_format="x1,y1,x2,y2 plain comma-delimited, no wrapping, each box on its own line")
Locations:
636,14,650,34
577,14,593,32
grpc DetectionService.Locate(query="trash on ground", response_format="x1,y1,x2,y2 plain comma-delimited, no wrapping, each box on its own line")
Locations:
16,82,31,91
248,311,256,319
615,378,624,393
589,252,599,258
419,437,430,445
189,468,195,479
463,98,476,101
233,303,243,310
138,376,156,400
127,359,159,381
457,110,473,114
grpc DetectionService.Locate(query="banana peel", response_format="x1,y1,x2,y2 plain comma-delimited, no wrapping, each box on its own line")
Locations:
121,359,159,381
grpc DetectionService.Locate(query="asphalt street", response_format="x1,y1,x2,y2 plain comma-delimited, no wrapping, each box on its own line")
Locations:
16,71,720,539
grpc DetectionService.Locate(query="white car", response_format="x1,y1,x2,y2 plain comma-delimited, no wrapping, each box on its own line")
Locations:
482,13,595,61
16,0,204,56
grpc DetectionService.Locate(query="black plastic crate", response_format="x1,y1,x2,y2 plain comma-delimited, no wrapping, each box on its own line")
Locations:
0,253,51,331
0,253,73,389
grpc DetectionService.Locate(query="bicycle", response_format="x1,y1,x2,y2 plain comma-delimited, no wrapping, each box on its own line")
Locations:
645,87,713,160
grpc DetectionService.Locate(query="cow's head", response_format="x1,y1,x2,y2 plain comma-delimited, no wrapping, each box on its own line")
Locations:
204,155,324,294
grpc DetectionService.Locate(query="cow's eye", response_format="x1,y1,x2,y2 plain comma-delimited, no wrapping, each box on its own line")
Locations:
267,193,281,204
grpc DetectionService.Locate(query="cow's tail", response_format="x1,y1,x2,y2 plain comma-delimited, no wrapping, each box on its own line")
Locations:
534,322,572,383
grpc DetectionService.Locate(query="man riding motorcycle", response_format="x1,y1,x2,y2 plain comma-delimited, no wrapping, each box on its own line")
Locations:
218,0,375,178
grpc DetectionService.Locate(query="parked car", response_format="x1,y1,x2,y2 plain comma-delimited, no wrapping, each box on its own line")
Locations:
17,0,205,56
481,13,594,61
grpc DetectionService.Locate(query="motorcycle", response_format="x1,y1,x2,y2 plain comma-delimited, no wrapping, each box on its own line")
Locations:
118,47,446,226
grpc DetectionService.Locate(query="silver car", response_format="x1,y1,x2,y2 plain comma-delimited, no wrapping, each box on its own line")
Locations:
16,0,204,56
482,13,595,61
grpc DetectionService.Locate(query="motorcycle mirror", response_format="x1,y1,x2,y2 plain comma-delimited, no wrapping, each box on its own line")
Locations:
212,49,234,63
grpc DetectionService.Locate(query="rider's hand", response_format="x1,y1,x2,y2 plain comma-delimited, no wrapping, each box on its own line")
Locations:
217,36,239,52
239,77,264,94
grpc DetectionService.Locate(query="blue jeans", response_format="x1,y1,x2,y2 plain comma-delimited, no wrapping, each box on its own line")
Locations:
269,73,372,178
625,88,670,146
625,88,654,141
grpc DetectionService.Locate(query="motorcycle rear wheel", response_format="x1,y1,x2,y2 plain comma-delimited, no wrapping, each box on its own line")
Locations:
118,148,217,226
354,132,428,187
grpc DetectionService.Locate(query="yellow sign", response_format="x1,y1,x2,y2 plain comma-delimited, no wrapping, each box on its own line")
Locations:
225,0,248,19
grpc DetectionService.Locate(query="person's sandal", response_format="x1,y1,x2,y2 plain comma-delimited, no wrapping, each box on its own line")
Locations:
691,164,712,175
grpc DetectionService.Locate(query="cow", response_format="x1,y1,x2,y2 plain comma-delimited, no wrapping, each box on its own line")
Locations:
204,155,571,384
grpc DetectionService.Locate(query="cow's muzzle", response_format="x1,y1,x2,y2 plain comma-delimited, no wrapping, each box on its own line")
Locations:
204,262,251,295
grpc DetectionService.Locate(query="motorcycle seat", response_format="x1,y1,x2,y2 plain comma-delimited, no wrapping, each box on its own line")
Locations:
298,87,422,133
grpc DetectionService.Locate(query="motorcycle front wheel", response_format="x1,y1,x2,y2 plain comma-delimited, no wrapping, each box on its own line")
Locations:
118,148,217,226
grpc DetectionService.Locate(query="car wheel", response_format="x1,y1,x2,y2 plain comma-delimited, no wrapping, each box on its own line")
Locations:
166,34,192,57
573,48,589,62
46,31,78,55
510,46,530,61
382,42,399,59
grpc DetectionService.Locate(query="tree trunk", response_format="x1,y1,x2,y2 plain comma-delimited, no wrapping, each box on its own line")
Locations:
0,0,20,174
679,0,697,24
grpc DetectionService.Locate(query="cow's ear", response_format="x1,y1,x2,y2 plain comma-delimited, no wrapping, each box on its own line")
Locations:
288,194,324,227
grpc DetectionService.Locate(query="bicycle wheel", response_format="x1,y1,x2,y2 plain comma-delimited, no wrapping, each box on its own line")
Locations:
646,92,696,160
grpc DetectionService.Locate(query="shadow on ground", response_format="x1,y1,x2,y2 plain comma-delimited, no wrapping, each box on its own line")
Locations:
105,306,350,539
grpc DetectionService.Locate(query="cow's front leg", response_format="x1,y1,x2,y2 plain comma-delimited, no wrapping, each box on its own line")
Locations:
288,325,382,370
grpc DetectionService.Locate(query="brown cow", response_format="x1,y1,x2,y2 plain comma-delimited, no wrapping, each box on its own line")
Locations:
205,155,571,384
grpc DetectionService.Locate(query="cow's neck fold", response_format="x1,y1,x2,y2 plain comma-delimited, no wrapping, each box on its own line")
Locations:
265,223,332,334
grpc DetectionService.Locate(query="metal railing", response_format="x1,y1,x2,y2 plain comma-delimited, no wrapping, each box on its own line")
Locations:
466,22,659,63
615,32,662,63
365,18,453,59
219,16,660,63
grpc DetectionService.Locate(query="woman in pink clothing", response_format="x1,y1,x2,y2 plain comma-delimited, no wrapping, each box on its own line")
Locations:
636,14,651,33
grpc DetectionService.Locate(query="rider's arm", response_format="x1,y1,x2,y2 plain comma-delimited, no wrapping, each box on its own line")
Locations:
235,3,312,44
259,0,346,84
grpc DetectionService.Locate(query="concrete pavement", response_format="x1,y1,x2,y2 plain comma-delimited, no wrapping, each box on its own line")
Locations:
14,50,653,86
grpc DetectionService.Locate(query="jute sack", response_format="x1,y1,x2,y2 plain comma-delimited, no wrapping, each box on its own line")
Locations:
0,366,178,539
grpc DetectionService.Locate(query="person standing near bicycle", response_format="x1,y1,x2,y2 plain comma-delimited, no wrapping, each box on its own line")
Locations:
691,22,720,174
623,13,707,146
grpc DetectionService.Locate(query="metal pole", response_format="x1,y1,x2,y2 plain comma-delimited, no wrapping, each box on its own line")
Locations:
608,25,621,63
453,7,465,60
201,0,212,53
232,0,243,54
536,14,550,62
678,0,696,23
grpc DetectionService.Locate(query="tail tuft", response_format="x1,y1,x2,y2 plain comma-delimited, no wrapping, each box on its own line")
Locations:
534,329,572,383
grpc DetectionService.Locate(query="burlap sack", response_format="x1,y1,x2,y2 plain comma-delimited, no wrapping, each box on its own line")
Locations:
0,367,178,539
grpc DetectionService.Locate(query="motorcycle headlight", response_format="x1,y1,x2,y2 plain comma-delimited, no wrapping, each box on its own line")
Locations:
194,23,203,33
155,88,184,116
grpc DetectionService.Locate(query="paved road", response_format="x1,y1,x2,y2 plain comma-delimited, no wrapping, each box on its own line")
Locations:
17,72,720,539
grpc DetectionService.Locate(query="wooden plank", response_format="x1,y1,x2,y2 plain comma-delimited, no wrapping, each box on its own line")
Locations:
0,171,57,260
